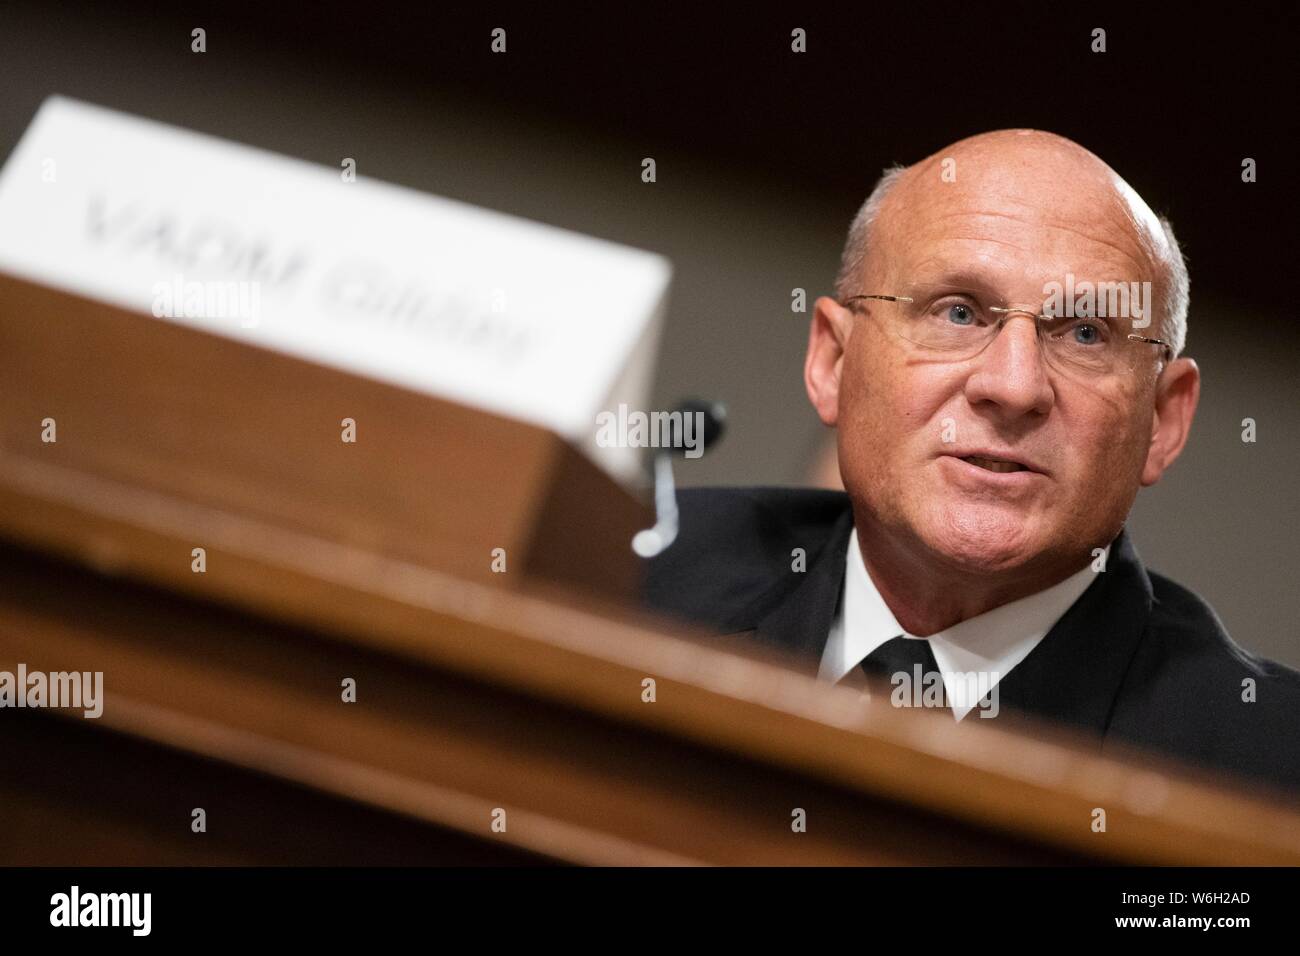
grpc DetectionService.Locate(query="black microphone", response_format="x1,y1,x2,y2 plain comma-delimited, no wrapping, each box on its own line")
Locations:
631,399,726,558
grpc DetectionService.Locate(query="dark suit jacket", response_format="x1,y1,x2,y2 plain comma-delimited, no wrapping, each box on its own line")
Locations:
641,486,1300,799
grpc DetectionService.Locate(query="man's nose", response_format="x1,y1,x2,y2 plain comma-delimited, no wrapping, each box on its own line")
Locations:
962,315,1055,417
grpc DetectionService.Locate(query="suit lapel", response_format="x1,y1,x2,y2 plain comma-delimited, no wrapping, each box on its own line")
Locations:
737,509,1154,737
748,506,855,676
988,527,1153,737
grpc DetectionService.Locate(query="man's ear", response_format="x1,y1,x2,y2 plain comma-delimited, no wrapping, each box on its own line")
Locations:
805,296,853,426
1141,356,1200,486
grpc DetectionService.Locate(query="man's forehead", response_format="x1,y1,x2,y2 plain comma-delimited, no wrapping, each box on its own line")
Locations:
874,136,1162,286
896,216,1152,286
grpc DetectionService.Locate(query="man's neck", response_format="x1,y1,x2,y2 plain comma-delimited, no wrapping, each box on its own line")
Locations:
852,512,1093,637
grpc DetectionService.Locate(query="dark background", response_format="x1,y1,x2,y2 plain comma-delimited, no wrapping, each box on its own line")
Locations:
2,1,1296,663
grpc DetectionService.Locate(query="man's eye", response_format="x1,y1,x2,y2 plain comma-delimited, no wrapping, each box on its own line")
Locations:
1072,322,1102,345
946,304,976,326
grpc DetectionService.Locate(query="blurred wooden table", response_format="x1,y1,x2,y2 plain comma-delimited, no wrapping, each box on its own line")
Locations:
2,271,1299,865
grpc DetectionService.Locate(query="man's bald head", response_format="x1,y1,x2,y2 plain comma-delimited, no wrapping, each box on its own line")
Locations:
834,130,1189,356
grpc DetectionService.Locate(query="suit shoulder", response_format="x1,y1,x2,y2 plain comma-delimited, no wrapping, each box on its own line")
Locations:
640,486,850,631
1108,568,1300,792
1145,570,1300,684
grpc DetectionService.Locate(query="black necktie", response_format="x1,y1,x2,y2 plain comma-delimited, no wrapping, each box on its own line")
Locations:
860,636,941,706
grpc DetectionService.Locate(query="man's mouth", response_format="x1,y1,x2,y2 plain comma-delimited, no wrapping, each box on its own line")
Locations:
959,455,1028,474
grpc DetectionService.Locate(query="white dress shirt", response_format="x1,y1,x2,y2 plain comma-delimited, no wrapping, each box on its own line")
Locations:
819,529,1105,721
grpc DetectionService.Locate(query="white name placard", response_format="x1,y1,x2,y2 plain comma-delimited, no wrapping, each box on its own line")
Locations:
0,96,671,478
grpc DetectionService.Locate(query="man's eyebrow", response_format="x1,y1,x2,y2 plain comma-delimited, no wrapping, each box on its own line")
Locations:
906,268,1136,302
906,269,1008,298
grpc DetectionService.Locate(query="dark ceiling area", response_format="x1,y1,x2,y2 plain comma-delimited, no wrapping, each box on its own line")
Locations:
30,0,1292,317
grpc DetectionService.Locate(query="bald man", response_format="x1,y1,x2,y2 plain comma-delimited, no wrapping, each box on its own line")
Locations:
643,130,1300,797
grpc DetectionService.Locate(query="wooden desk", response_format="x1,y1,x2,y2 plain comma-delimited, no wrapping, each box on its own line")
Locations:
2,271,1299,865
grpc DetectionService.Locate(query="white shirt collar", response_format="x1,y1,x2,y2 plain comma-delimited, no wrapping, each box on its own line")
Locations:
819,528,1104,721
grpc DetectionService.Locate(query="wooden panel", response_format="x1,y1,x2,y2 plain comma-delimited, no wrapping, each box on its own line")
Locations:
0,541,1087,865
0,271,647,598
0,453,1297,864
0,709,551,866
4,269,1299,865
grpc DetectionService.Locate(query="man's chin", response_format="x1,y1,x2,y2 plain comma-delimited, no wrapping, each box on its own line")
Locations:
919,506,1048,575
